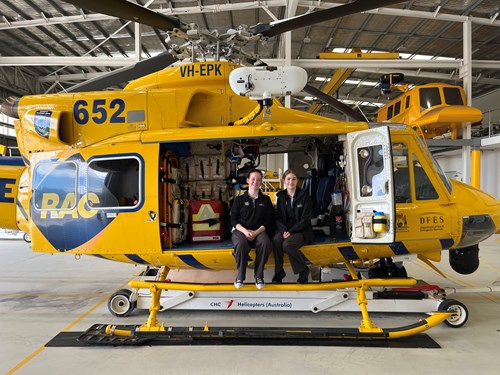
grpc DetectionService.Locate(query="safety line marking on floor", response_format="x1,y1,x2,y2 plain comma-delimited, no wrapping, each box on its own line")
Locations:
5,270,141,374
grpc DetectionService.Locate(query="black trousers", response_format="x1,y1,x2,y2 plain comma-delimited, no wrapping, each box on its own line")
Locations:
272,232,306,274
232,230,272,280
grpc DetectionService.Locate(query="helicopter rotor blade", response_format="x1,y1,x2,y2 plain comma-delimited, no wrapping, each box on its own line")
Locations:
303,84,368,123
252,0,406,38
66,52,178,92
63,0,182,30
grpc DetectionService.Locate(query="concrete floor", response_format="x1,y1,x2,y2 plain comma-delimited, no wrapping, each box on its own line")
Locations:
1,232,499,374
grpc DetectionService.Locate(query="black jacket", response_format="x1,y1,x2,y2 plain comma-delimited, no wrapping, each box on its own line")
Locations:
275,187,314,243
230,191,275,233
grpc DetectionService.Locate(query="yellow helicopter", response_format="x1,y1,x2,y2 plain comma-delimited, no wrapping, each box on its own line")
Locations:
0,0,499,342
376,73,483,139
376,73,485,188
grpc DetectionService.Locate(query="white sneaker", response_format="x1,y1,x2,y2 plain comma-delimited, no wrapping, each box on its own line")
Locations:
255,278,265,289
234,279,244,289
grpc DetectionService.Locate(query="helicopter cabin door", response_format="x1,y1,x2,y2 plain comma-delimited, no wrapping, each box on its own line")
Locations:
346,126,395,244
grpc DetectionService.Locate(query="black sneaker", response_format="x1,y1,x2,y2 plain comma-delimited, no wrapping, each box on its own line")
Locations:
272,269,286,283
255,278,265,289
297,267,310,284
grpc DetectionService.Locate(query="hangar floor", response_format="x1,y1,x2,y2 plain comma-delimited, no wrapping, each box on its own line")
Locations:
1,233,499,374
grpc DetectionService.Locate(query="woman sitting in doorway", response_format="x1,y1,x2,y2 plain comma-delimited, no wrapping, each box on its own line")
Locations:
272,169,314,284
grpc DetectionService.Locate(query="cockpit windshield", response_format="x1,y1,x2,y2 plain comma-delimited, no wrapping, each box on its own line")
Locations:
419,87,442,112
443,87,464,105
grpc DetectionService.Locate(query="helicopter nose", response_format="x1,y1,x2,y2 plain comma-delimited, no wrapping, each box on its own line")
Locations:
452,180,500,245
455,214,496,249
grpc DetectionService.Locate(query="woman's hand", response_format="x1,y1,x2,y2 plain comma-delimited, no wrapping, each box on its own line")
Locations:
245,229,256,241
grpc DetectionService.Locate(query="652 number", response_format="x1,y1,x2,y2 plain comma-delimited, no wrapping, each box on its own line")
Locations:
73,99,126,125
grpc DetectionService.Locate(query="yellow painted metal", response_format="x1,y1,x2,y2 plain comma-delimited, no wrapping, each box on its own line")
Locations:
387,312,452,339
233,103,263,126
344,261,360,280
309,48,397,114
357,284,383,333
471,148,481,188
318,52,401,60
138,266,170,332
129,278,416,292
417,255,448,278
105,325,133,337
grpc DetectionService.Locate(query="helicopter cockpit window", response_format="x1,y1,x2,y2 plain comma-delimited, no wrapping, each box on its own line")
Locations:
358,145,386,197
86,156,141,209
443,87,464,105
405,95,410,110
419,87,441,112
392,143,411,203
416,136,452,194
33,161,77,211
412,154,438,200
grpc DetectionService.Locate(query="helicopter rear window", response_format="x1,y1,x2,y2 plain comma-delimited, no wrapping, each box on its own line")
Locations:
443,87,464,105
387,105,393,119
33,161,77,211
412,154,438,200
86,156,141,209
405,95,410,110
394,101,401,116
419,88,441,112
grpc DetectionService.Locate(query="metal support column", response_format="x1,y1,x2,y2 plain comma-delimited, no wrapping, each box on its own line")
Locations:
461,20,473,186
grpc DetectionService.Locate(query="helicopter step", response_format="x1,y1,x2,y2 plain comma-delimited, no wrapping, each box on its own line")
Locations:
111,282,449,314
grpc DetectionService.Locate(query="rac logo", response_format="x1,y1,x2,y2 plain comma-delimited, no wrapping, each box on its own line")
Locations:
37,192,100,219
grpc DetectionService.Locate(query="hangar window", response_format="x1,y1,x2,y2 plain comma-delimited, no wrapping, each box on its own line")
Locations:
86,155,142,209
33,161,78,211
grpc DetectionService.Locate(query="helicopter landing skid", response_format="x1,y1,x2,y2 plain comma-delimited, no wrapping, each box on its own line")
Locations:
77,311,451,346
91,265,454,345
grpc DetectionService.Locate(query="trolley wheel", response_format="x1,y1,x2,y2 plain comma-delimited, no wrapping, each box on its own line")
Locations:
108,289,136,317
23,232,31,243
438,299,468,328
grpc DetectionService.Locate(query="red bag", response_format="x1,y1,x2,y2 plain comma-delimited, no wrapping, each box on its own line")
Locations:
189,200,225,243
